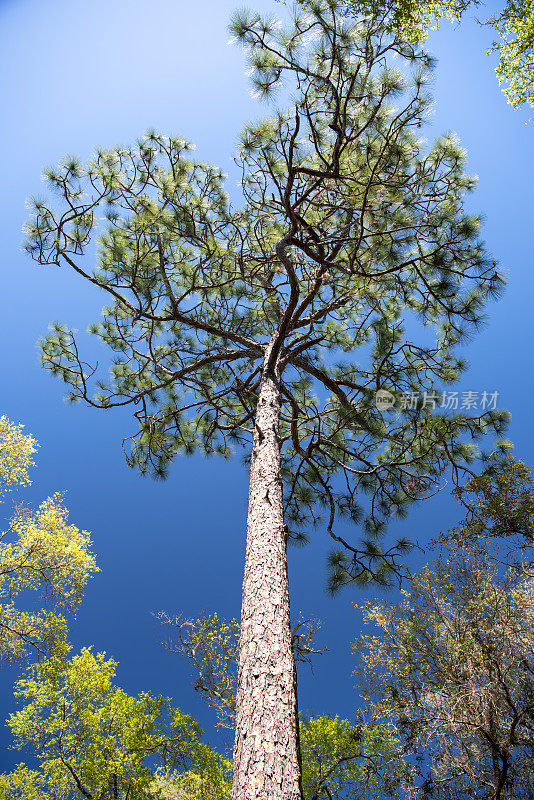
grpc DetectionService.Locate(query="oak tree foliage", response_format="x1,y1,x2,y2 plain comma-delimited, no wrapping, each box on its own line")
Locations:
353,460,534,800
0,618,409,800
0,640,231,800
344,0,534,111
158,611,411,800
0,417,97,661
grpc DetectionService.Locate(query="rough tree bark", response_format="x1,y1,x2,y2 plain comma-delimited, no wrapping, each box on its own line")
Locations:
232,349,303,800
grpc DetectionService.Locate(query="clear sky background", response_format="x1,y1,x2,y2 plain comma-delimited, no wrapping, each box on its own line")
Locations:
0,0,532,768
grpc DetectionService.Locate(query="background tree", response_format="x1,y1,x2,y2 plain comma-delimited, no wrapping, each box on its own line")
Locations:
0,629,410,800
157,612,325,731
345,0,534,111
25,0,508,795
450,457,534,561
0,416,97,661
353,462,534,800
148,767,230,800
158,611,411,800
300,716,410,800
0,416,36,501
0,640,231,800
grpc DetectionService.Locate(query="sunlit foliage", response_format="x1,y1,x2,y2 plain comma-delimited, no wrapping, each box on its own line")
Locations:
346,0,534,110
26,0,509,589
1,641,231,800
0,417,97,661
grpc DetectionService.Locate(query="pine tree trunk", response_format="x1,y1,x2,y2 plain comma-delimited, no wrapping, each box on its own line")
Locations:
232,354,303,800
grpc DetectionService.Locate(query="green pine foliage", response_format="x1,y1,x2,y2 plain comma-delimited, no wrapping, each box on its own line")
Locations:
26,0,509,588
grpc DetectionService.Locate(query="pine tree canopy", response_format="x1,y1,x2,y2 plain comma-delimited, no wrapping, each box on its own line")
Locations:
26,0,509,589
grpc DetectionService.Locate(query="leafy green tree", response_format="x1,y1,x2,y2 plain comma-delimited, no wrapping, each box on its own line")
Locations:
300,716,410,800
353,462,534,800
148,767,230,800
345,0,534,111
0,616,410,800
0,416,97,661
0,640,231,800
0,416,36,500
0,630,410,800
25,0,508,795
158,612,240,731
450,457,534,557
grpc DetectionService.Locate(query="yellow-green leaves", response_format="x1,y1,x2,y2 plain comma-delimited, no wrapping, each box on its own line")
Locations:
149,766,231,800
381,0,534,110
300,715,410,800
391,0,474,44
492,0,534,108
0,416,97,661
0,766,47,800
8,644,166,798
6,496,96,607
4,644,230,800
0,417,36,501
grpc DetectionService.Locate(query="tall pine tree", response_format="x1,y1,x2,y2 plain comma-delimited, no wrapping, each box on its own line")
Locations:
25,1,508,797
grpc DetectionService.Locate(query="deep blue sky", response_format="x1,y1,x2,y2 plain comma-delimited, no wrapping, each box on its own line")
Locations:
0,0,532,768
